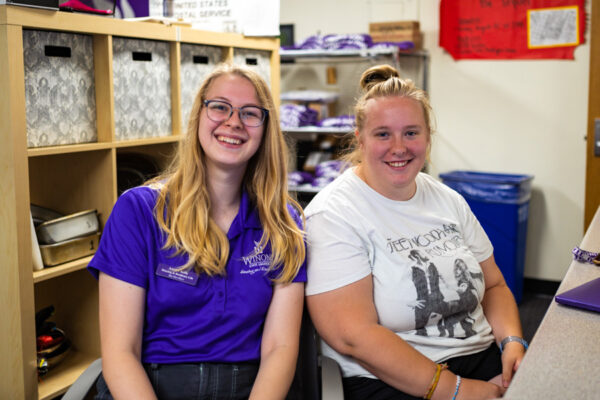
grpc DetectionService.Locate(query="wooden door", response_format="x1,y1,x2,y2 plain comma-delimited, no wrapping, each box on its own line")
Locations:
585,3,600,230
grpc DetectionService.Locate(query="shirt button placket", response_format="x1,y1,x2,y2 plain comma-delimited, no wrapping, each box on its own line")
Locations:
216,278,226,313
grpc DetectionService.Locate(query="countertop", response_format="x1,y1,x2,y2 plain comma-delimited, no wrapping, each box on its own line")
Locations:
503,206,600,399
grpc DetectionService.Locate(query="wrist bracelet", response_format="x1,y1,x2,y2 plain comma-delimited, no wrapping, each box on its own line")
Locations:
572,246,600,265
451,375,461,400
500,336,528,352
423,363,447,399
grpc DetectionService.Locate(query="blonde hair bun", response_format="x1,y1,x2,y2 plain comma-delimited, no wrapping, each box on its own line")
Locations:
360,65,400,91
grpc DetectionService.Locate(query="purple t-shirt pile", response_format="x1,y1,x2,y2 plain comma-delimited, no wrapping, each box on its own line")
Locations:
288,171,314,187
318,115,355,129
282,33,414,51
313,160,347,188
280,104,319,129
288,160,347,191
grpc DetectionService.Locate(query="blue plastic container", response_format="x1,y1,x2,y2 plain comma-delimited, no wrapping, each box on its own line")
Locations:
439,171,534,303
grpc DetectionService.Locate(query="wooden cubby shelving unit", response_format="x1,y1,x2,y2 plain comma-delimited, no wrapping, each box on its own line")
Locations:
0,5,279,399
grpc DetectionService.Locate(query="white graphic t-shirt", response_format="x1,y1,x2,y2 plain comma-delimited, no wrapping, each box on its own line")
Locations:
305,168,495,379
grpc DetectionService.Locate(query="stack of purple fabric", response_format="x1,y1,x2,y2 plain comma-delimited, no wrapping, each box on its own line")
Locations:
282,33,414,52
288,171,315,187
371,41,415,51
318,115,355,129
321,34,373,50
282,35,324,50
312,160,347,188
280,104,319,129
289,160,349,191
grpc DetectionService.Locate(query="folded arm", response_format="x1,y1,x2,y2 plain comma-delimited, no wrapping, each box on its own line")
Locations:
306,276,504,400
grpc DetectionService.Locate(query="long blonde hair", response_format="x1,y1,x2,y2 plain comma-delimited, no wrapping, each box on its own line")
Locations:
343,64,435,165
150,63,305,283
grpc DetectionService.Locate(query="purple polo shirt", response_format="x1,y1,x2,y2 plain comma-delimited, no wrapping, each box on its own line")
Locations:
88,185,306,364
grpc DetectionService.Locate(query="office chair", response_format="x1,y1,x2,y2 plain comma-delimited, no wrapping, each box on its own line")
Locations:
61,358,102,400
62,308,344,400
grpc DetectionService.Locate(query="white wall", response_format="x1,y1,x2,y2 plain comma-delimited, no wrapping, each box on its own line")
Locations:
281,0,590,281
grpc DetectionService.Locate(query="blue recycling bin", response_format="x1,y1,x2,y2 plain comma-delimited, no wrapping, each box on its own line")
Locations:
439,171,534,303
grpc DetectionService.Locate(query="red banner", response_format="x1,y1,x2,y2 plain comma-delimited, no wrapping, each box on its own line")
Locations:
440,0,586,60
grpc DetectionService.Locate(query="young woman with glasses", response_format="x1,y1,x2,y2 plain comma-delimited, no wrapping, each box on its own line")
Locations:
88,63,306,399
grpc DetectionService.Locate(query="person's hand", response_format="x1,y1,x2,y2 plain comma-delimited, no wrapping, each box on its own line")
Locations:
500,342,526,388
455,377,505,399
407,300,426,309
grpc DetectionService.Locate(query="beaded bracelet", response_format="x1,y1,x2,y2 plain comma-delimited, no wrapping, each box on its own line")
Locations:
423,363,447,399
451,375,462,400
500,336,529,353
572,246,600,265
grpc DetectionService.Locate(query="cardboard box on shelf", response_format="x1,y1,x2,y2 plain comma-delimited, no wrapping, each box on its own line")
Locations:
369,20,420,34
369,20,422,50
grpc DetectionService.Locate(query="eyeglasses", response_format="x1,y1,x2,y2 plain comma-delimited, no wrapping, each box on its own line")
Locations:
203,100,269,127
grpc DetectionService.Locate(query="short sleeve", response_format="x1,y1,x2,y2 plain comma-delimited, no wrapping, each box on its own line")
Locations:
305,211,372,296
87,189,155,288
455,195,494,262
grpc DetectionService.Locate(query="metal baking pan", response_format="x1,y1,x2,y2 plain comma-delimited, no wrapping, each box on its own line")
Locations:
35,209,99,245
39,232,101,266
30,204,63,227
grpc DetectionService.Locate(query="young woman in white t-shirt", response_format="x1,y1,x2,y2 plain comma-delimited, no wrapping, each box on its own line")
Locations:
304,64,526,400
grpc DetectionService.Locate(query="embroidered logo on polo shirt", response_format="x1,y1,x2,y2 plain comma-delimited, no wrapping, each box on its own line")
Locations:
240,241,271,275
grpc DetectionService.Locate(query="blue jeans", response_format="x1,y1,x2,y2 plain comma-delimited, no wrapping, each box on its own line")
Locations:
95,362,260,400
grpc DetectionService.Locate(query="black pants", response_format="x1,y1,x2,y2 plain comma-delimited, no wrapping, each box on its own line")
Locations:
95,361,260,400
343,344,502,400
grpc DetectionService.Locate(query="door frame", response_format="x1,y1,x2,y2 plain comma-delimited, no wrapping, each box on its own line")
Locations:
585,2,600,230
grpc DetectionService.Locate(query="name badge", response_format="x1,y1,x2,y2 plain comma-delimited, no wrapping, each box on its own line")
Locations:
156,263,199,286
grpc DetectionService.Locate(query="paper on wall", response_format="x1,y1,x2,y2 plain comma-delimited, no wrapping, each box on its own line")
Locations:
241,0,279,36
166,0,280,36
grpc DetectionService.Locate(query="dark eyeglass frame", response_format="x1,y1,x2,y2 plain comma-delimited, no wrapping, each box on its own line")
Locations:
203,99,269,127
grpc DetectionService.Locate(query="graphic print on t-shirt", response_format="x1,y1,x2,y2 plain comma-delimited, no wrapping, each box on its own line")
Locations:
388,223,484,339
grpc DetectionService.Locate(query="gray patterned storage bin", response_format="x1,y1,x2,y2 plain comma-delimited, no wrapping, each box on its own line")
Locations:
180,43,222,130
23,30,97,148
113,38,172,140
233,48,271,86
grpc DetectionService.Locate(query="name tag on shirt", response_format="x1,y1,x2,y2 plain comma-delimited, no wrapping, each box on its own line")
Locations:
156,263,199,286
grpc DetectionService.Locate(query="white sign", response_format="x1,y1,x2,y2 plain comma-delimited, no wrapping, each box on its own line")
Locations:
528,6,579,49
166,0,279,35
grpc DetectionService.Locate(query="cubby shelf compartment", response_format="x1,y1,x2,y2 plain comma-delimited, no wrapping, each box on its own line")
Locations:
38,351,98,400
33,256,93,284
